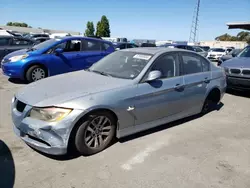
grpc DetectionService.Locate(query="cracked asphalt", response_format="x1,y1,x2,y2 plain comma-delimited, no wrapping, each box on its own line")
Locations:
0,73,250,188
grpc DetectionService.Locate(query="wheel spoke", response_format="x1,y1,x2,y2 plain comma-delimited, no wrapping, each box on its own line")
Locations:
87,126,95,133
86,137,94,146
98,135,104,146
101,131,109,136
94,136,99,148
98,116,104,125
102,126,111,130
101,117,109,126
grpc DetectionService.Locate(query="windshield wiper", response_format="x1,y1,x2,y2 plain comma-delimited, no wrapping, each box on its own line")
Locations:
90,70,112,77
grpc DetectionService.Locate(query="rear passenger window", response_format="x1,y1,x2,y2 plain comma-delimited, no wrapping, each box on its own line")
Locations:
181,53,202,75
82,40,101,51
201,58,210,72
102,43,111,50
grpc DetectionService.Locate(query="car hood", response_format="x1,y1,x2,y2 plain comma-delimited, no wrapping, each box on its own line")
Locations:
221,55,232,61
208,52,225,55
221,57,250,68
4,48,41,60
15,70,132,107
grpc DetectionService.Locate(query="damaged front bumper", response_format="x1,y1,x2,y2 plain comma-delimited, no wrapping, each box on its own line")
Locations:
11,98,83,155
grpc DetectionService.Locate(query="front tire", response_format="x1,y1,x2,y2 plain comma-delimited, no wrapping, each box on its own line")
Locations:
26,65,47,83
74,111,116,156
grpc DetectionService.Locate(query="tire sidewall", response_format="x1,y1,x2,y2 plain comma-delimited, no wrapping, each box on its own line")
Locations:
74,112,116,156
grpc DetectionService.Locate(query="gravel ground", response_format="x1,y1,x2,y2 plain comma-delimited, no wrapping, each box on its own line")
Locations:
0,74,250,188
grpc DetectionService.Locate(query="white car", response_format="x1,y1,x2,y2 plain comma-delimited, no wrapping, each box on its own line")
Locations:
207,48,226,61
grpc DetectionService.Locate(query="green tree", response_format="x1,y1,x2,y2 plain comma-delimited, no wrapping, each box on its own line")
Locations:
6,22,13,26
237,31,250,41
95,21,101,37
84,21,95,36
215,33,232,41
6,22,29,27
96,15,111,37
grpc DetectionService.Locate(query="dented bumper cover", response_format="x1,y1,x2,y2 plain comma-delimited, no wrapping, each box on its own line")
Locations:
11,98,83,155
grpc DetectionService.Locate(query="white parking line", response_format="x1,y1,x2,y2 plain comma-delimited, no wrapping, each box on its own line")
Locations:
121,138,170,171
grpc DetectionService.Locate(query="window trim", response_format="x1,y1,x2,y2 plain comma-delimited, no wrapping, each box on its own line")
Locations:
178,52,211,76
139,52,181,83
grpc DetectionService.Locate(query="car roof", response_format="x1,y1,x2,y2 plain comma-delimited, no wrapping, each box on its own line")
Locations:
58,36,112,44
121,47,192,55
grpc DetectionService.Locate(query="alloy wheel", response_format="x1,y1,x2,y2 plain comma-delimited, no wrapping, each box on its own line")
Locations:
84,116,112,149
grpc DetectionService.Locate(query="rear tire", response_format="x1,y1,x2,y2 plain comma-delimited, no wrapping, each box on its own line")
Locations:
25,65,47,83
74,111,116,156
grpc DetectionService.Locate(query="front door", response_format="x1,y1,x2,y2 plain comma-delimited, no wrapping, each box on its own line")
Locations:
179,52,211,112
134,52,186,126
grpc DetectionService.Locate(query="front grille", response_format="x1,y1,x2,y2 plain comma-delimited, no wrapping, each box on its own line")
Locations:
242,70,250,75
16,100,26,112
230,69,241,74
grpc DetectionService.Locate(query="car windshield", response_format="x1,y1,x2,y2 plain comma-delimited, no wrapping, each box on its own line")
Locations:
32,39,61,50
238,46,250,58
209,48,225,52
89,51,153,79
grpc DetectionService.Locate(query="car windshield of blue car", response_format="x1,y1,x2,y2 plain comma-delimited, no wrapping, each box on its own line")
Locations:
88,51,152,79
32,39,61,50
238,46,250,58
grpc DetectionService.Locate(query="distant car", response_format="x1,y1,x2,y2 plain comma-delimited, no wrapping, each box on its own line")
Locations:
159,44,207,57
140,43,156,47
206,48,226,61
32,37,50,44
221,45,250,90
113,42,138,50
217,49,242,66
11,48,226,156
1,37,115,82
0,36,35,62
199,46,210,52
25,33,50,40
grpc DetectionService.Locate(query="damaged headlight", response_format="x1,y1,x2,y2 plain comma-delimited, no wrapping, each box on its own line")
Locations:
29,107,72,122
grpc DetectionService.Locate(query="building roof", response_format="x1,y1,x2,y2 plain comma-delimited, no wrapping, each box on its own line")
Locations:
226,22,250,30
0,25,81,35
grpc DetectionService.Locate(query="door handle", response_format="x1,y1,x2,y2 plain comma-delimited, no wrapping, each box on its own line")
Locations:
204,77,210,84
174,84,184,92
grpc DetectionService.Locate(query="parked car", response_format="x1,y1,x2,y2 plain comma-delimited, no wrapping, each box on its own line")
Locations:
217,48,242,66
199,46,210,52
11,48,226,156
0,36,35,62
113,42,138,50
1,36,115,82
32,37,50,44
206,48,226,61
221,45,250,90
25,33,50,40
160,44,207,57
140,43,156,47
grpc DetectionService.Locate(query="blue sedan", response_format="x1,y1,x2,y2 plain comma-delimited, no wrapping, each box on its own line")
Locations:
1,36,115,82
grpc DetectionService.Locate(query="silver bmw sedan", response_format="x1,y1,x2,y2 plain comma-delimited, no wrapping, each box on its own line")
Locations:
11,48,227,156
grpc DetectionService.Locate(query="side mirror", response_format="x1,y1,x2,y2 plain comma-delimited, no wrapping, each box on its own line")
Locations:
55,48,63,55
115,48,120,51
145,70,162,82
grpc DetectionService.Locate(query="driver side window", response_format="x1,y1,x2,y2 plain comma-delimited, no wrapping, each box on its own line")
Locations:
150,53,179,79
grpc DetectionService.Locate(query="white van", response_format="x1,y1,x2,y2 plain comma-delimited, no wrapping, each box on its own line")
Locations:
50,33,71,39
102,37,127,43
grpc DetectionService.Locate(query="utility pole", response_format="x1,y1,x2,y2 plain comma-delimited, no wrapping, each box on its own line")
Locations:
189,0,200,43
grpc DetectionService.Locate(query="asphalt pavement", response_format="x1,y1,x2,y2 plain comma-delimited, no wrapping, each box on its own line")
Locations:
0,74,250,188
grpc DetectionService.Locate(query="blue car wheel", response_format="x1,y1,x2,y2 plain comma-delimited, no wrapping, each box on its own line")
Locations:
26,65,47,83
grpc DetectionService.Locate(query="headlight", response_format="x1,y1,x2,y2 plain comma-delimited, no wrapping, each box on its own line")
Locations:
9,54,29,62
29,107,72,122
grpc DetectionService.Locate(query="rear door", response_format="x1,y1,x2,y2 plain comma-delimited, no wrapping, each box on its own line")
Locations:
0,37,11,60
179,52,211,113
